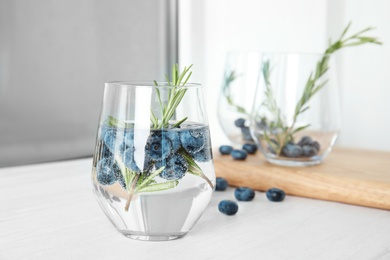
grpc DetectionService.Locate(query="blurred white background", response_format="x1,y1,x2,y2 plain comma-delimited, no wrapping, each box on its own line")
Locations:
179,0,390,151
1,0,389,167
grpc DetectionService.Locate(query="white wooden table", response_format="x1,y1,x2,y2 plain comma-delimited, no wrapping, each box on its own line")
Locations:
1,158,390,260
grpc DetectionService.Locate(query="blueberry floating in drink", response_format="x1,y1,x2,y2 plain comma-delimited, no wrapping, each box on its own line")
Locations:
180,127,207,154
155,153,188,180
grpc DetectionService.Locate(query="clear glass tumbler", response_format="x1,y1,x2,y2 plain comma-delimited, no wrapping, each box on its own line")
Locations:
250,53,341,166
217,52,263,145
91,82,215,241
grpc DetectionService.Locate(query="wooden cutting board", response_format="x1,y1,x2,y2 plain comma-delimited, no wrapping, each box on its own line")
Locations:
214,147,390,210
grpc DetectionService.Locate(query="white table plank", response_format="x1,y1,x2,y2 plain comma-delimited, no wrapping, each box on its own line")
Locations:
1,159,390,260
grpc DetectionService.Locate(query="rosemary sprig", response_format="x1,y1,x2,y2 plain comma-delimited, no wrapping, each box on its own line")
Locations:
263,22,381,155
222,71,249,115
151,64,193,129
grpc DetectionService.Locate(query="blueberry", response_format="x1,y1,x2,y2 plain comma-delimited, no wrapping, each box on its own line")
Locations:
116,171,127,190
180,127,208,154
145,130,174,161
192,146,213,162
311,141,320,152
242,143,257,154
123,144,153,173
99,125,112,140
155,154,188,180
302,145,317,157
103,129,126,153
165,130,181,152
123,128,134,147
96,158,121,186
267,139,279,154
218,200,238,215
266,188,286,202
215,177,228,191
231,149,247,160
241,127,254,141
282,143,303,157
219,145,233,155
297,136,313,147
234,187,255,201
234,118,246,128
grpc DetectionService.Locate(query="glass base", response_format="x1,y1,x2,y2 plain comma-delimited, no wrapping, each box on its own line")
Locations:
119,230,188,241
265,155,323,167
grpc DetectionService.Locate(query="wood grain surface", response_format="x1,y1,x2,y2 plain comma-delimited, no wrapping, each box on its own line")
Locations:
214,147,390,210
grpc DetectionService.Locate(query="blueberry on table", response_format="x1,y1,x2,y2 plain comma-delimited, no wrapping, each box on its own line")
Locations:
282,143,303,157
234,187,255,201
180,128,207,154
266,188,286,202
96,158,121,186
242,143,257,154
155,154,188,180
234,118,246,128
219,145,233,155
215,177,229,191
218,200,239,215
231,149,247,160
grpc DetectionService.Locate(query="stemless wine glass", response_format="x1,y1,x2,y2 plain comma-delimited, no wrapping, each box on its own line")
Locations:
91,82,215,241
217,51,263,145
250,53,341,166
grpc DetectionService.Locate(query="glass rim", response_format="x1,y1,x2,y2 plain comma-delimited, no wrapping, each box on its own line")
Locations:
105,81,202,89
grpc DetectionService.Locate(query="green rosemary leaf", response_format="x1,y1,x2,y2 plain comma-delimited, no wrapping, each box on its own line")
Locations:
153,80,158,86
292,124,311,135
172,117,188,128
135,166,165,192
136,181,179,193
261,23,381,156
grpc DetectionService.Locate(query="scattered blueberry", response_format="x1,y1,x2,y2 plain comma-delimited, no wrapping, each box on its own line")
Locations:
242,143,257,154
234,118,246,128
219,145,233,155
180,127,207,154
231,149,247,160
218,200,239,215
216,177,229,191
297,136,312,146
234,187,255,201
302,145,317,157
96,158,121,186
266,188,286,202
282,143,303,158
192,145,213,162
240,127,254,141
155,154,188,180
